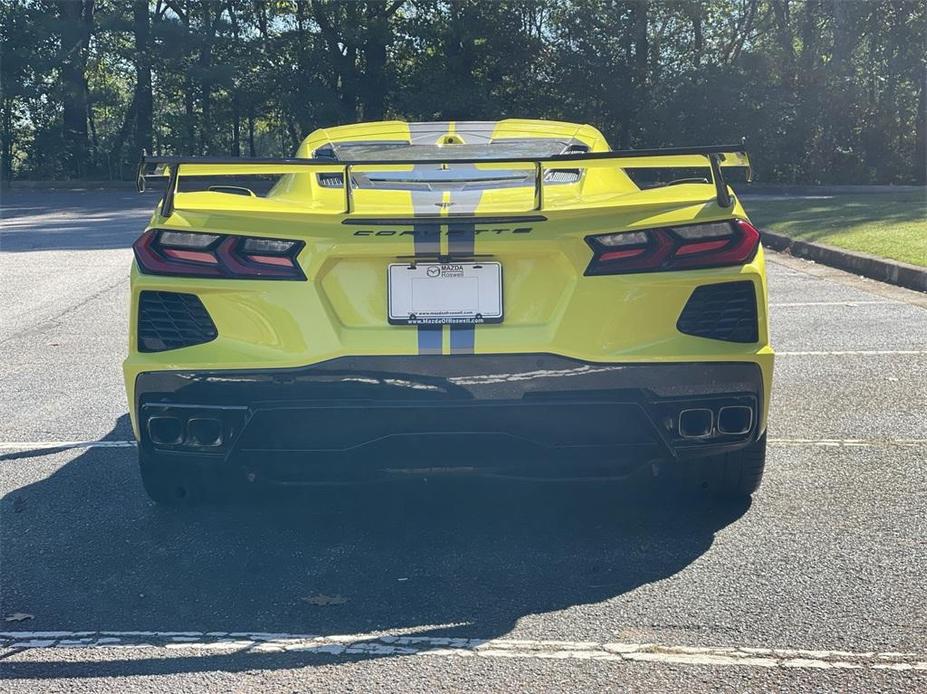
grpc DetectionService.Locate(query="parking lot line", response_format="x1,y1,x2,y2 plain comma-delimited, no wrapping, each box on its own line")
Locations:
0,441,136,451
769,301,906,307
2,438,925,455
768,438,927,447
1,631,925,671
775,350,927,356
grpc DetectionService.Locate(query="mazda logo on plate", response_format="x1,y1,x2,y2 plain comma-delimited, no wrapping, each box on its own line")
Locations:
426,266,441,278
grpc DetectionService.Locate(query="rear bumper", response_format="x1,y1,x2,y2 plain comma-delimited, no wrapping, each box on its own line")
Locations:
135,355,766,483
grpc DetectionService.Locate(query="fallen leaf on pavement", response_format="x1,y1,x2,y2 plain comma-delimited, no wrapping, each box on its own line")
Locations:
301,594,348,606
5,613,34,622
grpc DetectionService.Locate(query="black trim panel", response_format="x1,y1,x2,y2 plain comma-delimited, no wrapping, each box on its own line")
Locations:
136,355,763,405
342,215,547,226
135,356,765,481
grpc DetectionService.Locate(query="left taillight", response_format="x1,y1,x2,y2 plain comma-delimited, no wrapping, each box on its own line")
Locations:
133,229,306,280
585,219,760,276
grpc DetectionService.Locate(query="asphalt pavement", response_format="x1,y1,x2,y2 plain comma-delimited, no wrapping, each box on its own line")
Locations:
1,190,925,692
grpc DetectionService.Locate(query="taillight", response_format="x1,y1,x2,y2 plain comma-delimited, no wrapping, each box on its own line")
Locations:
133,229,306,280
585,220,760,276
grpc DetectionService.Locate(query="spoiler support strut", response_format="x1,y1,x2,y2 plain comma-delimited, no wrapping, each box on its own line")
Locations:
709,154,733,208
161,164,179,217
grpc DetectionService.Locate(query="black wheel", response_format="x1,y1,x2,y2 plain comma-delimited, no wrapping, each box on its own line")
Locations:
700,434,767,500
670,434,767,501
139,450,206,506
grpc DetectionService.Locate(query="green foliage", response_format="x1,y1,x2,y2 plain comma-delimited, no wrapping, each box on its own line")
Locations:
1,0,924,183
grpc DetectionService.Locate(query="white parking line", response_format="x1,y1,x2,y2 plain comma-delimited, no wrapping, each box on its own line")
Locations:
1,631,925,671
769,301,904,307
2,439,926,453
0,440,136,451
776,350,927,356
769,438,927,448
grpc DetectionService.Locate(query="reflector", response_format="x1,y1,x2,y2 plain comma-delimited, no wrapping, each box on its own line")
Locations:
595,231,649,247
241,237,298,254
158,231,220,248
670,223,732,240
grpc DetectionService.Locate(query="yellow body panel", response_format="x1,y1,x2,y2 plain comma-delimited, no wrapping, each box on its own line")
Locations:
124,119,773,439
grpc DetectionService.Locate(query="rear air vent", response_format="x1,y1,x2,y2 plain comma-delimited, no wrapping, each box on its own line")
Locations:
545,170,581,183
138,291,217,352
677,281,758,343
317,172,344,188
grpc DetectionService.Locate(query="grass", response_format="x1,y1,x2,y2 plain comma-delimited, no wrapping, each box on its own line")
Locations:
744,190,927,267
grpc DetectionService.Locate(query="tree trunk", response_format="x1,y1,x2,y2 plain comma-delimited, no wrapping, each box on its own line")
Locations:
133,0,153,156
630,0,649,145
362,15,389,121
1,97,14,181
197,2,218,154
247,111,256,157
361,1,402,121
915,74,926,184
310,0,361,120
108,89,138,168
771,0,796,86
58,0,95,178
231,94,240,156
692,4,703,68
180,4,196,152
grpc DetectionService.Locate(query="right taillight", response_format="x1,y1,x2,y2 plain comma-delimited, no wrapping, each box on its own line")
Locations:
585,219,760,275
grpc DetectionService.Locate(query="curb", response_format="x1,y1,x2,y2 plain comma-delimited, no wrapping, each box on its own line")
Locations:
760,229,926,293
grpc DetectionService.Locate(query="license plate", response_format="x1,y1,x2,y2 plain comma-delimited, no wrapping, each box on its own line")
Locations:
388,262,503,325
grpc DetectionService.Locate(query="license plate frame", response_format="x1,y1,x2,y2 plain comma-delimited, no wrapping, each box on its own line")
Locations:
387,262,503,326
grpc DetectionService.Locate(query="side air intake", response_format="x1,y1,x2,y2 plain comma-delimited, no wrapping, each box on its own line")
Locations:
138,291,218,352
677,281,758,343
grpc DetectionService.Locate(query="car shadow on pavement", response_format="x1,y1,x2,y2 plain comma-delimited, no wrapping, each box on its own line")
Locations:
1,415,749,680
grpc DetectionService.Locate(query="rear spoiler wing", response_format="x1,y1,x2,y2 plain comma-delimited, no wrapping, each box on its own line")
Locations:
136,144,751,218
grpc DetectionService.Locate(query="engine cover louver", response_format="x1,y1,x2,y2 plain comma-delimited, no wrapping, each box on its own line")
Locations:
317,172,344,188
677,281,758,343
138,291,218,352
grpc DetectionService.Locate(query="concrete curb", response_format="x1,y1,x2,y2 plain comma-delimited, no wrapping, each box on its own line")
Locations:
760,229,926,293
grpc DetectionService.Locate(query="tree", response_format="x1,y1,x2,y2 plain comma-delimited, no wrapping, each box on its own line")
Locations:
133,0,152,156
2,0,923,184
56,0,95,177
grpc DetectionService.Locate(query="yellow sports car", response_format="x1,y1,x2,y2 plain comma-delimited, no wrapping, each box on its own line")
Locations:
127,119,773,505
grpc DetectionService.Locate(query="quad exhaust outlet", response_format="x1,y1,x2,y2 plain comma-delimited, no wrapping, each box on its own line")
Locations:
678,405,754,439
146,412,227,448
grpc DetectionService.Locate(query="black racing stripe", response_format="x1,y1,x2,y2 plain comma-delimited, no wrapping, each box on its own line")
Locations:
413,222,443,354
448,221,476,354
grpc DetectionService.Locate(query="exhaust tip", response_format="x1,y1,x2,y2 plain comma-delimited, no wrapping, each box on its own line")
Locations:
679,408,713,439
718,405,753,435
148,416,183,445
187,417,224,447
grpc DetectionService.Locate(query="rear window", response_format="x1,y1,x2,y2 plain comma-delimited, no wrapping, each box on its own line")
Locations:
324,139,576,162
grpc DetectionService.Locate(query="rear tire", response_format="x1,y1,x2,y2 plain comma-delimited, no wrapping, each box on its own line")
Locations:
672,434,767,501
702,433,766,500
139,451,206,507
